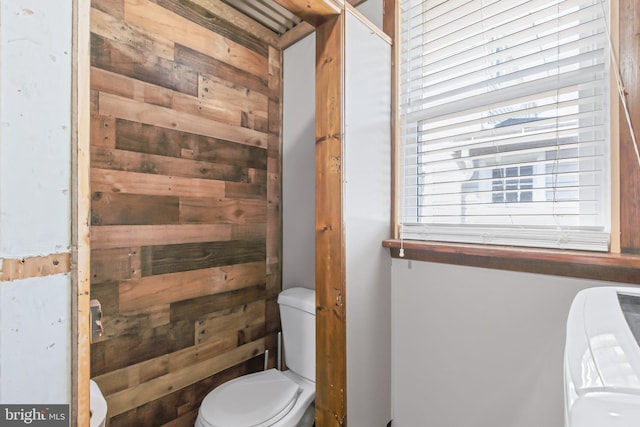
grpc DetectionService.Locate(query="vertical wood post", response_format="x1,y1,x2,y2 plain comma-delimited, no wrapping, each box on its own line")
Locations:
72,0,92,424
267,45,284,368
619,0,640,253
315,12,347,426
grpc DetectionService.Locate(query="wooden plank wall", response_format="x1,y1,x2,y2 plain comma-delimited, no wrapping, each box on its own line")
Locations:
89,0,282,425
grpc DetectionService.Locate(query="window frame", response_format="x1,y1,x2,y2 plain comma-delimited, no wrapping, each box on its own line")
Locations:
384,0,640,282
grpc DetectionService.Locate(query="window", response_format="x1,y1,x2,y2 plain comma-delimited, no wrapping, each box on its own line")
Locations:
492,165,534,203
399,0,610,251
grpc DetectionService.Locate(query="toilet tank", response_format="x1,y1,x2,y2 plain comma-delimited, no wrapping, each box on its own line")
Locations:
278,287,316,382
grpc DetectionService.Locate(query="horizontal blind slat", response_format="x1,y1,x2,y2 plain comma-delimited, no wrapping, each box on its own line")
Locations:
399,0,610,251
402,63,605,122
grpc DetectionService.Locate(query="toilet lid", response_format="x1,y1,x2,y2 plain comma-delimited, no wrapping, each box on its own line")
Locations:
200,369,301,427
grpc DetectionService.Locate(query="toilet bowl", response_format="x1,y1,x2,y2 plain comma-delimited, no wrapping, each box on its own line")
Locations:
195,287,316,427
195,368,314,427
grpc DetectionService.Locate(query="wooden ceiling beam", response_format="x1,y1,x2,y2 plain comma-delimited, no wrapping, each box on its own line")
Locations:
278,21,314,49
178,0,371,50
276,0,370,49
272,0,343,27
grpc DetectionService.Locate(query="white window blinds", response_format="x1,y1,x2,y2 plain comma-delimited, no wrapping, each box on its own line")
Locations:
399,0,610,251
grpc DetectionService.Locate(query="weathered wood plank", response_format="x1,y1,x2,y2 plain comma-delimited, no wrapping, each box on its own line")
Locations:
124,0,268,78
91,114,116,148
91,319,194,376
179,197,266,224
151,0,273,55
159,409,198,427
91,89,100,115
171,284,266,322
231,223,267,241
104,338,265,416
94,341,171,396
92,146,250,183
105,354,263,427
90,247,140,283
92,67,267,131
268,44,283,102
99,92,268,148
119,261,266,311
93,304,171,344
0,253,71,282
265,290,280,369
92,65,169,107
194,139,268,171
91,224,232,249
115,119,268,170
225,182,267,200
90,281,120,316
195,300,265,347
91,0,124,19
168,330,261,375
199,73,268,119
91,33,198,96
141,240,266,276
249,168,269,185
242,110,270,133
91,7,174,61
267,46,282,280
265,295,280,335
91,192,180,226
91,168,226,198
175,44,269,96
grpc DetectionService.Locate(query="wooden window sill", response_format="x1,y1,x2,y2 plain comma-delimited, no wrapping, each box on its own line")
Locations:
382,239,640,284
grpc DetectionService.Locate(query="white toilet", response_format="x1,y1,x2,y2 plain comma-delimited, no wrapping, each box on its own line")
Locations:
195,287,316,427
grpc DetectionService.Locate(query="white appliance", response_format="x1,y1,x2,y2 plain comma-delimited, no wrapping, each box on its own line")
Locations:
565,286,640,427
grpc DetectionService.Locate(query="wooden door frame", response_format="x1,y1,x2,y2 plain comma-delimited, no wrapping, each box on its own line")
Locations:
71,0,91,425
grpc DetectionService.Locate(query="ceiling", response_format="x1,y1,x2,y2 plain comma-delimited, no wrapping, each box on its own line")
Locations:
184,0,370,46
220,0,303,34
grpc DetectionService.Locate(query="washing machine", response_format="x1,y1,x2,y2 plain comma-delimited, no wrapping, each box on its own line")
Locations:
565,287,640,427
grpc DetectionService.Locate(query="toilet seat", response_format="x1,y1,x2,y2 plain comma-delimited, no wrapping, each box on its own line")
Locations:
198,369,302,427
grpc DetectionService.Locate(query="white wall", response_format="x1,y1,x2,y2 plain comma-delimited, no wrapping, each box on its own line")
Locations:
282,32,316,290
391,259,631,427
0,0,72,404
281,0,383,293
344,10,392,426
355,0,383,29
